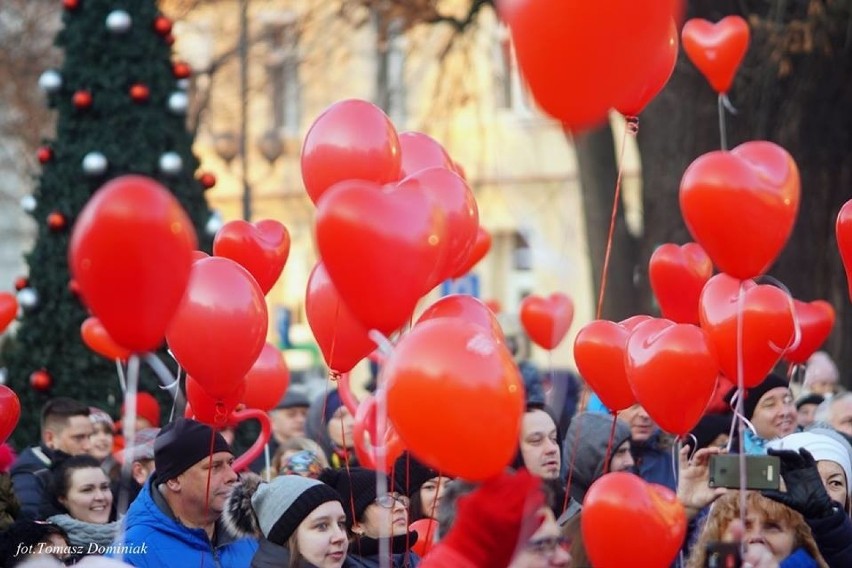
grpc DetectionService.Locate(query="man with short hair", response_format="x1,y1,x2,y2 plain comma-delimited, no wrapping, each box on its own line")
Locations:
10,397,92,519
116,418,257,567
111,427,159,515
815,392,852,438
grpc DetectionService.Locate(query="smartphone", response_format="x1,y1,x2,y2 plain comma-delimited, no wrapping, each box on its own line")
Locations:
705,542,741,568
708,454,781,490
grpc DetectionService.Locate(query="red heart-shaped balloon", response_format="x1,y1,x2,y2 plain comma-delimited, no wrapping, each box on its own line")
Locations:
838,199,852,301
616,19,679,117
0,292,18,334
301,99,401,205
399,167,478,286
626,318,719,435
231,408,272,472
316,180,447,334
699,274,794,387
352,392,405,474
682,15,750,94
583,472,686,568
242,343,290,412
783,300,835,365
305,262,376,374
398,131,454,179
385,319,524,481
213,219,290,295
0,385,21,445
520,292,574,350
573,320,636,412
186,375,246,427
417,294,504,341
81,317,133,361
680,141,800,280
410,518,439,558
451,226,491,279
649,242,713,325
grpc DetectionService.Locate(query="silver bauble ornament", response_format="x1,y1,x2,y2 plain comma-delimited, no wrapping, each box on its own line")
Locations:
167,92,188,115
20,195,37,213
38,70,62,94
17,287,38,311
82,152,108,176
105,10,132,33
205,211,224,236
0,368,7,386
159,152,183,175
176,78,190,91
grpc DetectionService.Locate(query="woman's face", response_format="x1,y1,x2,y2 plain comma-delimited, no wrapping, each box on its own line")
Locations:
295,501,348,568
722,512,796,563
508,507,571,568
355,494,409,538
817,460,849,510
327,406,354,448
520,410,560,480
89,423,113,461
59,467,112,524
418,476,452,519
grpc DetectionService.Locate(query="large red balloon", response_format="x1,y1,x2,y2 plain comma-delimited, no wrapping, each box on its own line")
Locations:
680,141,800,280
0,386,21,444
682,16,750,94
0,292,18,334
385,319,524,481
649,242,713,325
450,226,491,279
499,0,682,131
838,199,852,302
242,343,290,412
416,294,504,341
398,132,454,179
315,179,446,334
213,219,290,295
699,274,794,388
626,318,719,435
81,317,132,361
616,19,679,117
305,262,376,374
573,320,636,412
583,473,686,568
399,167,479,285
301,99,401,205
167,257,268,399
519,292,574,350
69,175,197,352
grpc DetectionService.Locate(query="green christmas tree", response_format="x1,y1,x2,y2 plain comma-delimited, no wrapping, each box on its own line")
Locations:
1,0,216,447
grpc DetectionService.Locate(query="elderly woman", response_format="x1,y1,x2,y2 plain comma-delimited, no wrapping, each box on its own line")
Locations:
688,491,828,568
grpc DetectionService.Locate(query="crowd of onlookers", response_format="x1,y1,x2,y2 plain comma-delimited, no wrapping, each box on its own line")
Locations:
0,349,850,567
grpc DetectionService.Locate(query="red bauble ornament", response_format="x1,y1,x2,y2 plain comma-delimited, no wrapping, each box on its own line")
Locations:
153,15,173,36
129,83,150,103
198,172,216,190
37,146,53,164
30,370,52,392
164,34,175,46
73,90,92,109
14,277,28,291
68,279,81,296
172,61,192,79
47,212,67,232
62,0,80,10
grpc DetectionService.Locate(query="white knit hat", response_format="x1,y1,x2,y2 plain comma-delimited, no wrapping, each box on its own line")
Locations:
767,431,852,495
803,351,839,387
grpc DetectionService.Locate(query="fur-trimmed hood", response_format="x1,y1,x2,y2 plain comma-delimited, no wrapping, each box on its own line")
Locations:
223,472,263,538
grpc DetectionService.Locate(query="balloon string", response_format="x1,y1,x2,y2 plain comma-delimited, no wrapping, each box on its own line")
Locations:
115,359,127,396
756,275,801,355
736,281,747,542
115,354,140,562
263,443,272,482
718,94,728,151
562,385,592,514
328,299,342,372
595,116,637,320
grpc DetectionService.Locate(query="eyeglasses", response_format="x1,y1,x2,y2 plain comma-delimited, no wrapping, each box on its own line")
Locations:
375,493,410,509
526,535,570,556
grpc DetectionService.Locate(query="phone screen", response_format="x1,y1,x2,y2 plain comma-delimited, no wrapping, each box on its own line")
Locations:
705,542,741,568
708,455,781,490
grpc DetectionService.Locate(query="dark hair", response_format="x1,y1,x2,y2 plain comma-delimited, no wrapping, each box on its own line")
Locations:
51,454,107,506
41,397,90,432
0,520,69,567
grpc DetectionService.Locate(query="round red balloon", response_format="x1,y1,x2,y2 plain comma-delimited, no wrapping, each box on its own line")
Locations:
301,99,401,205
410,518,439,557
0,292,18,334
167,257,268,399
186,375,245,427
69,175,197,352
385,319,524,481
417,294,504,341
81,317,132,361
0,386,21,444
616,19,679,117
242,343,290,411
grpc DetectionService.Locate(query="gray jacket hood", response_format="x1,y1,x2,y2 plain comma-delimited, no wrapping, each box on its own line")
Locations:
562,412,631,503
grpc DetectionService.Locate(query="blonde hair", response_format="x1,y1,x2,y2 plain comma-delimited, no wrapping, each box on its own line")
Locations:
687,491,828,568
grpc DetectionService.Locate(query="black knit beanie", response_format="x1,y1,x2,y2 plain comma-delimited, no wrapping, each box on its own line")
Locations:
393,452,439,497
320,467,400,529
736,374,790,420
153,418,231,484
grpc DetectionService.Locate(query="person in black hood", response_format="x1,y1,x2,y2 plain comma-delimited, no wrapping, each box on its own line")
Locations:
562,412,634,504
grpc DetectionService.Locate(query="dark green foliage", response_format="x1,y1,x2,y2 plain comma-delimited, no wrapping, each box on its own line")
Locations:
1,0,212,448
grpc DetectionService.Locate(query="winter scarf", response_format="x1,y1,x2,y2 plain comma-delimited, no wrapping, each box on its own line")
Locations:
47,513,120,548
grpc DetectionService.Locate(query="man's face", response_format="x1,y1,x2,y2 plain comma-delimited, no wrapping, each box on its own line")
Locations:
46,416,94,455
796,403,819,428
173,451,237,518
609,440,635,473
271,406,308,442
750,387,796,440
618,404,656,442
829,398,852,437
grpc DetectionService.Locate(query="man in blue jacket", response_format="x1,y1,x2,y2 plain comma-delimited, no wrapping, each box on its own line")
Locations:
113,418,257,567
10,397,93,520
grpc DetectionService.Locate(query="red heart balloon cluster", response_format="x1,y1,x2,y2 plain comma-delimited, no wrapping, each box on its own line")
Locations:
649,242,713,325
519,292,574,350
213,219,290,295
682,16,750,94
680,141,800,280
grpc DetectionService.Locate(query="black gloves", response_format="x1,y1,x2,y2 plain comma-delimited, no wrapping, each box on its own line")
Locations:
763,448,837,520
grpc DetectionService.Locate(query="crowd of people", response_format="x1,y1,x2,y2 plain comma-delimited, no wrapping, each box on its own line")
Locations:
0,349,851,567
